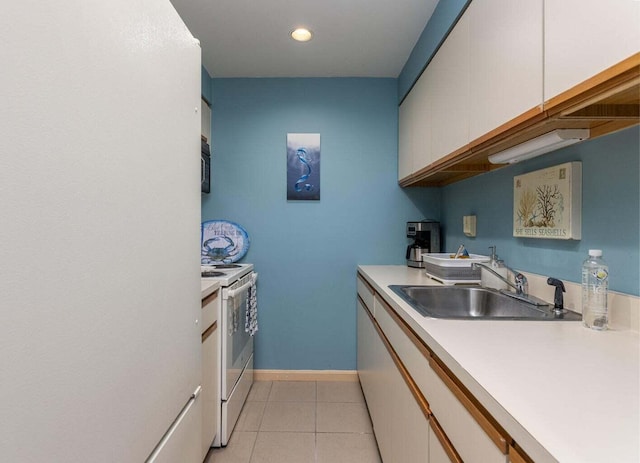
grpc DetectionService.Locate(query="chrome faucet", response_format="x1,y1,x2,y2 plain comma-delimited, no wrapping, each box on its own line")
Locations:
472,262,528,295
472,262,549,307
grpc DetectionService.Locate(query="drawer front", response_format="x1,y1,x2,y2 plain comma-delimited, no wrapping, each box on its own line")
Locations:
357,274,375,312
201,289,219,334
373,296,436,408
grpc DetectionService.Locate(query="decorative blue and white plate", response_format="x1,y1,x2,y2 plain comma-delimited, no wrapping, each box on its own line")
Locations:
201,220,250,264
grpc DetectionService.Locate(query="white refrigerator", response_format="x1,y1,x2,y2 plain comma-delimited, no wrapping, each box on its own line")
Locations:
0,1,203,461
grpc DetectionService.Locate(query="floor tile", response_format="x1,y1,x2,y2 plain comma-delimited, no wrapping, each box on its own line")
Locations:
260,401,316,432
316,402,373,433
316,432,382,463
247,381,272,402
249,432,315,463
268,380,316,402
206,431,257,463
235,401,266,432
317,381,365,403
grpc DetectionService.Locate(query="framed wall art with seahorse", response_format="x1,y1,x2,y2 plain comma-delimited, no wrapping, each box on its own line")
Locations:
287,133,320,201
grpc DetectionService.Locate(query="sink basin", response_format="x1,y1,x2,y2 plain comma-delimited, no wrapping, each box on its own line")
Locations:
389,285,581,321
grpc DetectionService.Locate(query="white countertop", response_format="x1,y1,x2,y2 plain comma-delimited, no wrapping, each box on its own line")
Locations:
201,279,220,299
358,265,640,463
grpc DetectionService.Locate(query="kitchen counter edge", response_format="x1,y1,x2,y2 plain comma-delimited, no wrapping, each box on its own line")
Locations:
201,280,220,300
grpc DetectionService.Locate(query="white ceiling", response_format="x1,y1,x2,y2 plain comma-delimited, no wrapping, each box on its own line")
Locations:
170,0,439,78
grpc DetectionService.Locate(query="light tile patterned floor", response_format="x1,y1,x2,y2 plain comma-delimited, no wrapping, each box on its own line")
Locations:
205,380,381,463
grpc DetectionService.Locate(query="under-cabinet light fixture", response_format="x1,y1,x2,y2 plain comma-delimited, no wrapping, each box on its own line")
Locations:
488,129,590,164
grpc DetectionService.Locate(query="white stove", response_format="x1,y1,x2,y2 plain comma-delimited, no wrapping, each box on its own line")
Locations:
201,262,256,447
201,263,254,286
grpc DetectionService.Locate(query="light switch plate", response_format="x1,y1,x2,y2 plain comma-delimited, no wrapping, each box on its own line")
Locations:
463,215,477,237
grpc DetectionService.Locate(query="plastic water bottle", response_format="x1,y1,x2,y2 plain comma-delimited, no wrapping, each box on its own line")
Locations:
582,249,609,330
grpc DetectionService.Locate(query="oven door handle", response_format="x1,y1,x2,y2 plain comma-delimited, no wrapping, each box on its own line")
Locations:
227,272,258,299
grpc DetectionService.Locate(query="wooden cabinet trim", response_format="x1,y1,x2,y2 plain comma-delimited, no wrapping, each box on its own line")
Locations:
201,288,219,307
201,320,217,343
430,416,463,463
429,355,509,454
359,295,432,419
509,444,534,463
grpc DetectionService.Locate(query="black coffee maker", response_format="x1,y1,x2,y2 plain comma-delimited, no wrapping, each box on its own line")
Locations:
406,220,440,268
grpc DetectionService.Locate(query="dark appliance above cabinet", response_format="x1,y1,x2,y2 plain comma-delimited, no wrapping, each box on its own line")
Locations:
201,137,210,194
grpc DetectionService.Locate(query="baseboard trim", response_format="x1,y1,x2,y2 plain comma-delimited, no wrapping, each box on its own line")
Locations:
254,369,359,382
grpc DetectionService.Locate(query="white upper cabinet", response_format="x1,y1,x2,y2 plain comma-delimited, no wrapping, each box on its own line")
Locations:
398,93,415,181
544,0,640,102
468,0,543,141
398,57,434,181
411,70,433,173
429,12,470,162
201,97,211,143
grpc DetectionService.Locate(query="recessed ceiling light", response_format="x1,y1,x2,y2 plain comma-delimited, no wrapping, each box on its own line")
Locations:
290,28,313,42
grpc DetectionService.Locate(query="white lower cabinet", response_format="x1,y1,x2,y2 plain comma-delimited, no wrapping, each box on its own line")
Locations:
201,289,220,460
357,273,512,463
357,298,429,462
393,372,430,462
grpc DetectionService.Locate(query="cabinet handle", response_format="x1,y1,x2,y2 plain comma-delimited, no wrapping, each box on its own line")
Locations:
508,445,533,463
430,416,463,463
429,356,509,454
201,289,219,308
202,320,217,343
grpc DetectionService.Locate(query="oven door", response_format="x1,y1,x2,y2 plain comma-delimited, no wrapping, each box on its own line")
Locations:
222,278,254,400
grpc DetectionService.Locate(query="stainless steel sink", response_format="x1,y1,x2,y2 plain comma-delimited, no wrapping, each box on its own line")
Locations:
389,285,581,321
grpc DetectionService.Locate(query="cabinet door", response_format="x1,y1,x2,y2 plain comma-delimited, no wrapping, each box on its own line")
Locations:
430,12,470,162
468,0,543,141
201,323,219,459
544,0,640,102
357,300,429,463
358,301,393,461
201,97,211,144
357,299,374,402
427,359,508,463
392,369,429,463
398,56,433,181
398,92,415,181
411,69,433,172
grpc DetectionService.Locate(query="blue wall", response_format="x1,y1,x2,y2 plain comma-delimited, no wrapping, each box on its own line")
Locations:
203,78,440,370
440,126,640,296
397,0,470,102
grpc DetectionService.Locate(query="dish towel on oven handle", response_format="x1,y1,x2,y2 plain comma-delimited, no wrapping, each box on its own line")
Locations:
245,272,258,336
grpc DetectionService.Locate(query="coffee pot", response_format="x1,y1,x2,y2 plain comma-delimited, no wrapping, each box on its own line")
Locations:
406,220,440,268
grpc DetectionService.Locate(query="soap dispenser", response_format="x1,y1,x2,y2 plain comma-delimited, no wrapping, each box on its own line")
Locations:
482,246,509,290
